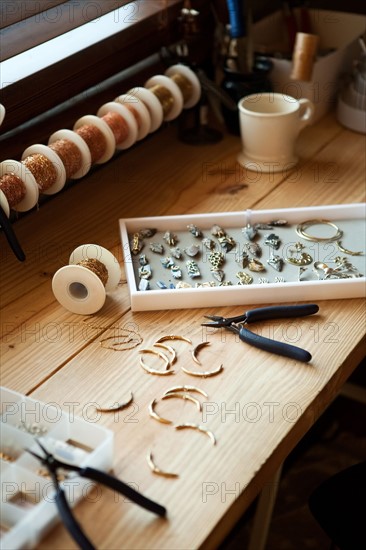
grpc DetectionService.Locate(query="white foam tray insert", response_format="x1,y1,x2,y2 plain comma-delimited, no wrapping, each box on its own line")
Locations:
0,387,113,550
119,203,366,311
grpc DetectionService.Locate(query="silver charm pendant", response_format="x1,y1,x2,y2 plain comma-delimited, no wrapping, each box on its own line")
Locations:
150,242,164,254
243,242,262,257
264,233,281,250
163,231,178,246
202,238,216,251
208,251,225,270
211,269,225,282
185,244,201,257
170,247,183,259
187,224,203,237
242,224,257,241
161,256,175,268
267,255,283,272
139,264,152,279
171,265,182,279
186,260,201,278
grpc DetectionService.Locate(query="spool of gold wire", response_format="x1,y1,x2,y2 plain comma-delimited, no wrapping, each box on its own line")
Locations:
148,84,175,117
52,244,121,314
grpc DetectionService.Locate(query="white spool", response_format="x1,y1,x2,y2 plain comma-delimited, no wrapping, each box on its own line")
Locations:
0,190,10,217
165,64,201,109
48,129,92,179
21,144,67,195
144,75,184,121
114,94,151,141
97,102,138,150
73,115,116,164
126,87,163,133
0,104,5,127
0,160,39,212
52,244,121,315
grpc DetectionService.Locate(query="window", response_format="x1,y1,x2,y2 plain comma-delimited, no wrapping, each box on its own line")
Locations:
1,0,211,157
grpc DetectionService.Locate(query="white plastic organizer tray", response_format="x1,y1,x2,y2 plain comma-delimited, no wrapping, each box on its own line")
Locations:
119,203,366,311
0,387,113,550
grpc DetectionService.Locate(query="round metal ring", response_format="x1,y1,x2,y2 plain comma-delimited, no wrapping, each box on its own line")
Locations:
296,219,343,242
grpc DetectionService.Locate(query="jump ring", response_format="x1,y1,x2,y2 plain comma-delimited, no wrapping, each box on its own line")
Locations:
296,219,343,242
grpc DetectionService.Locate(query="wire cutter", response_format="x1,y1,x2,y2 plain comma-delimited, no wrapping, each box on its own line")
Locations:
26,439,166,550
202,304,319,363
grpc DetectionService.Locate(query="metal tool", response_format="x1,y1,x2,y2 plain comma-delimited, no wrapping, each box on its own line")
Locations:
202,304,319,362
27,439,166,550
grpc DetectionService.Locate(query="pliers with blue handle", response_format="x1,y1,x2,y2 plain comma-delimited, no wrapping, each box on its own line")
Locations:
202,304,319,363
27,439,166,550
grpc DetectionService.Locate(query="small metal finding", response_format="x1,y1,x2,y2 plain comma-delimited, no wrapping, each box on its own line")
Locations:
248,258,265,272
139,349,174,374
161,392,202,411
148,399,172,424
267,255,283,272
175,423,216,445
147,451,179,478
336,241,363,256
95,391,134,413
181,364,223,378
154,342,177,364
163,231,178,246
191,342,211,365
156,335,192,344
264,233,281,250
163,385,209,399
187,224,202,237
236,271,253,285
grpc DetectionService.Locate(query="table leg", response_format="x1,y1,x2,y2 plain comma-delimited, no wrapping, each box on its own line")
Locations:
247,464,283,550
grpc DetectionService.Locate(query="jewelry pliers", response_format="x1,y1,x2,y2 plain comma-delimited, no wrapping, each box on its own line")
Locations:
202,304,319,363
27,439,166,550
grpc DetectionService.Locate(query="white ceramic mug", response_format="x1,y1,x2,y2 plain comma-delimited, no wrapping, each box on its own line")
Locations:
238,93,314,172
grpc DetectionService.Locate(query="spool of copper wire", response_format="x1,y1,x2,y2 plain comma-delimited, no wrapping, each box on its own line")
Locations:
0,160,39,213
52,244,121,314
97,102,138,150
101,111,129,144
48,130,91,179
113,94,151,141
22,153,57,192
74,115,115,164
21,144,67,195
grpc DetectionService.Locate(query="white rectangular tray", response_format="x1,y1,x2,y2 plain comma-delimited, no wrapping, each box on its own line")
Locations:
119,203,366,311
0,387,114,550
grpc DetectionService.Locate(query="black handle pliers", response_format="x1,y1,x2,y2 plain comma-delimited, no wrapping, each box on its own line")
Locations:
27,439,166,550
202,304,319,363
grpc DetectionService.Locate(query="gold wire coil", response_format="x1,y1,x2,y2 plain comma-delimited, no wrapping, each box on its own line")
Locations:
148,84,174,116
77,258,109,286
170,73,193,103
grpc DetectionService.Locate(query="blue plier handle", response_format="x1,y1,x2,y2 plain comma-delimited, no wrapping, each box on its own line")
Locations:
202,304,319,363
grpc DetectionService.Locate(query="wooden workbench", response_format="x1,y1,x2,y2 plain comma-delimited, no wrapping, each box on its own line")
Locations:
1,111,365,549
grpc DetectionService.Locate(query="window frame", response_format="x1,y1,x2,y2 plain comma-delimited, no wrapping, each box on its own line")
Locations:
0,0,212,141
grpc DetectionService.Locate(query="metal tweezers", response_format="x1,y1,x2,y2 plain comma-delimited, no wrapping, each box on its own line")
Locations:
202,304,319,363
27,440,166,550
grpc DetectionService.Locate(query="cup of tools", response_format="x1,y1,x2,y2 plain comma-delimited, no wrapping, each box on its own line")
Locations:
238,92,314,173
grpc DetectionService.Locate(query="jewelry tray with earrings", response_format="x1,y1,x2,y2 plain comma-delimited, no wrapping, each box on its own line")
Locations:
119,203,366,311
0,386,113,550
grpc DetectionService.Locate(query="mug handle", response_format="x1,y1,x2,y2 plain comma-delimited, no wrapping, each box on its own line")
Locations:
298,98,315,130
